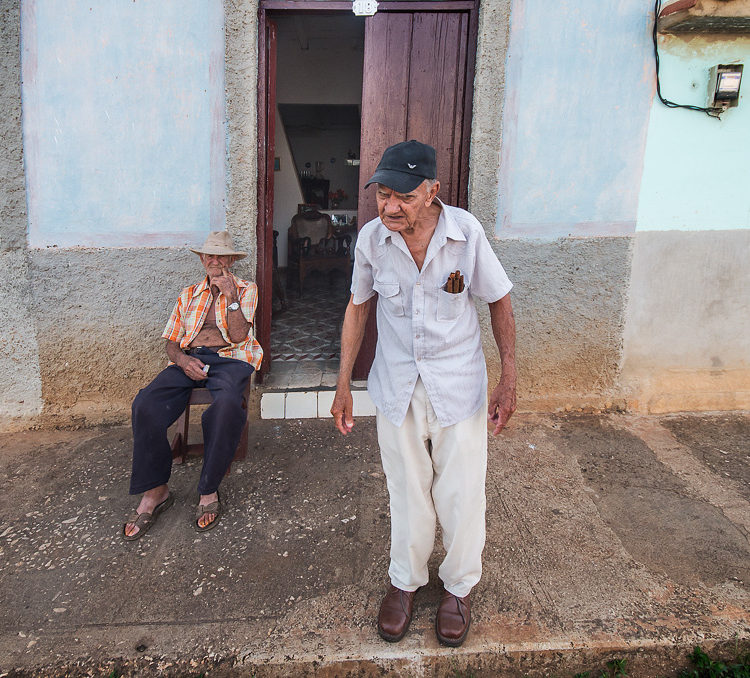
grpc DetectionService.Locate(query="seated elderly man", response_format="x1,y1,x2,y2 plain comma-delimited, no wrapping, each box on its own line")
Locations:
123,231,263,540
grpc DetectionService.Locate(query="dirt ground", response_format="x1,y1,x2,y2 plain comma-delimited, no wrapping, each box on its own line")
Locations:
0,412,748,676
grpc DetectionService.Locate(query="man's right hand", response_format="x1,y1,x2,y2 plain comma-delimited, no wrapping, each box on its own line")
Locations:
331,386,354,435
177,354,208,381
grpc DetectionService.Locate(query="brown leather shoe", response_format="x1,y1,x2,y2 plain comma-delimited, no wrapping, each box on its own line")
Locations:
377,585,418,642
435,589,471,647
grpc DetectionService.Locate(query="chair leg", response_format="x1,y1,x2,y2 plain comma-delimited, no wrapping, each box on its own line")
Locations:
170,429,183,462
224,400,250,475
234,413,249,463
171,391,247,475
170,405,190,464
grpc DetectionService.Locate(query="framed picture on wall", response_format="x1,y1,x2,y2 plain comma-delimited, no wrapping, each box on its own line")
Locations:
300,177,329,209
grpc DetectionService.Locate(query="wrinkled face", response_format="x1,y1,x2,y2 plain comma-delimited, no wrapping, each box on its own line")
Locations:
200,253,236,278
375,180,440,233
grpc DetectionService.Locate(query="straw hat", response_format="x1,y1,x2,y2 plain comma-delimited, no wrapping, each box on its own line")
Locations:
189,231,247,260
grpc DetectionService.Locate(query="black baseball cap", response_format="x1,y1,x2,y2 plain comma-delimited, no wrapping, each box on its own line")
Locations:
365,140,437,193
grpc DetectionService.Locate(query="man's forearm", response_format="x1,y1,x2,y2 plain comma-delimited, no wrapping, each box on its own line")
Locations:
226,307,251,343
489,294,516,380
337,296,371,387
166,339,186,366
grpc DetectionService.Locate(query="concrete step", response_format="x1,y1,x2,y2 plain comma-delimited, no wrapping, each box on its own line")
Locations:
261,386,375,420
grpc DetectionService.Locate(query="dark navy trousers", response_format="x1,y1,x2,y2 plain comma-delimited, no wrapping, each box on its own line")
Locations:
130,349,254,496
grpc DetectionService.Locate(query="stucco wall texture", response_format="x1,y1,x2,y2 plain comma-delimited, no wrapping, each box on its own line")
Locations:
29,250,198,424
484,0,749,416
1,2,25,253
621,230,750,413
483,238,631,412
225,0,259,271
3,1,44,425
21,1,228,249
468,0,511,230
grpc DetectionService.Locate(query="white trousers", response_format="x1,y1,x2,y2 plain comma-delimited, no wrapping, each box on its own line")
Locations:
375,377,488,598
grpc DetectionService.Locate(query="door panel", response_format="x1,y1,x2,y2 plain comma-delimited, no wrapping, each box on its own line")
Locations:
257,17,277,379
405,12,468,207
357,13,413,229
354,9,473,379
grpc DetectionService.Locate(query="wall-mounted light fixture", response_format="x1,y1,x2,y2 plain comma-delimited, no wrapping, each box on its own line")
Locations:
352,0,378,16
708,64,744,110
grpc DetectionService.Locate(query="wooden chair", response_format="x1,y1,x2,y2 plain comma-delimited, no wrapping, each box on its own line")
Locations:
272,230,287,313
170,381,252,473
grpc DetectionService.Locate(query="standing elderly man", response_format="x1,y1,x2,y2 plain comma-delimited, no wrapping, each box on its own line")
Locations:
331,140,516,647
123,231,263,540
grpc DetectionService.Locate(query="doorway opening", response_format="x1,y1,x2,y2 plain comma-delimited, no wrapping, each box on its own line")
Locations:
266,14,365,390
258,2,479,392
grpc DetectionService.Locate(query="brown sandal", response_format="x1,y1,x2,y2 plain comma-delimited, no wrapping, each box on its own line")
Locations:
195,491,222,532
122,493,174,541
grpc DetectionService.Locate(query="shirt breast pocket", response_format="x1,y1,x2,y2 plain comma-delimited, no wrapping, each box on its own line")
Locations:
436,287,468,321
373,280,405,317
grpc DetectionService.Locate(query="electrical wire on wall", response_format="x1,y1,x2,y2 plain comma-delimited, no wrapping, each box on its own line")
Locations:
653,0,723,118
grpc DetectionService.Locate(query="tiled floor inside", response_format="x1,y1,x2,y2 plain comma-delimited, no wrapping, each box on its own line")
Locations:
265,268,350,390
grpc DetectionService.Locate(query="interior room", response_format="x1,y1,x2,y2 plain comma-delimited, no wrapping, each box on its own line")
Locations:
267,13,365,389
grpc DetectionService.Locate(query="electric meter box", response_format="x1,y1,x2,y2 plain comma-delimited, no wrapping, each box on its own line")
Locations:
708,64,744,109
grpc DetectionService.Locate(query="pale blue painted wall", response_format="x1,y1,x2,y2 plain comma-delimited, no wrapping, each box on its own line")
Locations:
22,0,225,248
636,36,750,232
497,0,655,239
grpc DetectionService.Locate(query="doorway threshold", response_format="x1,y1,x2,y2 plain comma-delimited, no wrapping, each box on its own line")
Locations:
260,382,374,420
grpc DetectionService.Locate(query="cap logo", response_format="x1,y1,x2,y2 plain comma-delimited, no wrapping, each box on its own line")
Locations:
407,163,416,169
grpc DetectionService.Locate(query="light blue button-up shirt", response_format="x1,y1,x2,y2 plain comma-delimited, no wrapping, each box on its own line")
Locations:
351,199,513,427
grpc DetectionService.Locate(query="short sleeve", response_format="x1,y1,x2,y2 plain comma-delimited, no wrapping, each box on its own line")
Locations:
162,295,185,342
469,230,513,303
239,282,258,325
351,242,377,306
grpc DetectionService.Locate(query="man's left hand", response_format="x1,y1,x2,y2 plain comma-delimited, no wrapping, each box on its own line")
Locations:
488,377,516,435
210,266,239,303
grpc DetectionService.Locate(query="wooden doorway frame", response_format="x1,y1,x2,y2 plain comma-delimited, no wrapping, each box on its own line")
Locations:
257,0,479,380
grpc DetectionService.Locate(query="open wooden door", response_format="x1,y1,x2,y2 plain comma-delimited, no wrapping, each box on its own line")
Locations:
256,17,277,381
353,6,477,379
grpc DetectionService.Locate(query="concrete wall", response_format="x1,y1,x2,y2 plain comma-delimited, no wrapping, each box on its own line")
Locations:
481,238,632,412
476,0,652,410
621,230,750,413
3,0,43,425
469,0,512,229
22,0,227,248
620,33,750,412
479,0,749,413
496,0,653,239
637,36,750,233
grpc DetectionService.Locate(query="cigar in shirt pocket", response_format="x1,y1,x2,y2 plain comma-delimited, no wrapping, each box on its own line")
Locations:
444,270,464,294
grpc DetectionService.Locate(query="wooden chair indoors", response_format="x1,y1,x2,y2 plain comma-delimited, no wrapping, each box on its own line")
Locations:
272,230,287,313
170,381,252,474
287,209,352,296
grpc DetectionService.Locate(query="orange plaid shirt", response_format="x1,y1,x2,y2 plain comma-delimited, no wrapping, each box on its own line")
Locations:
162,273,263,370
